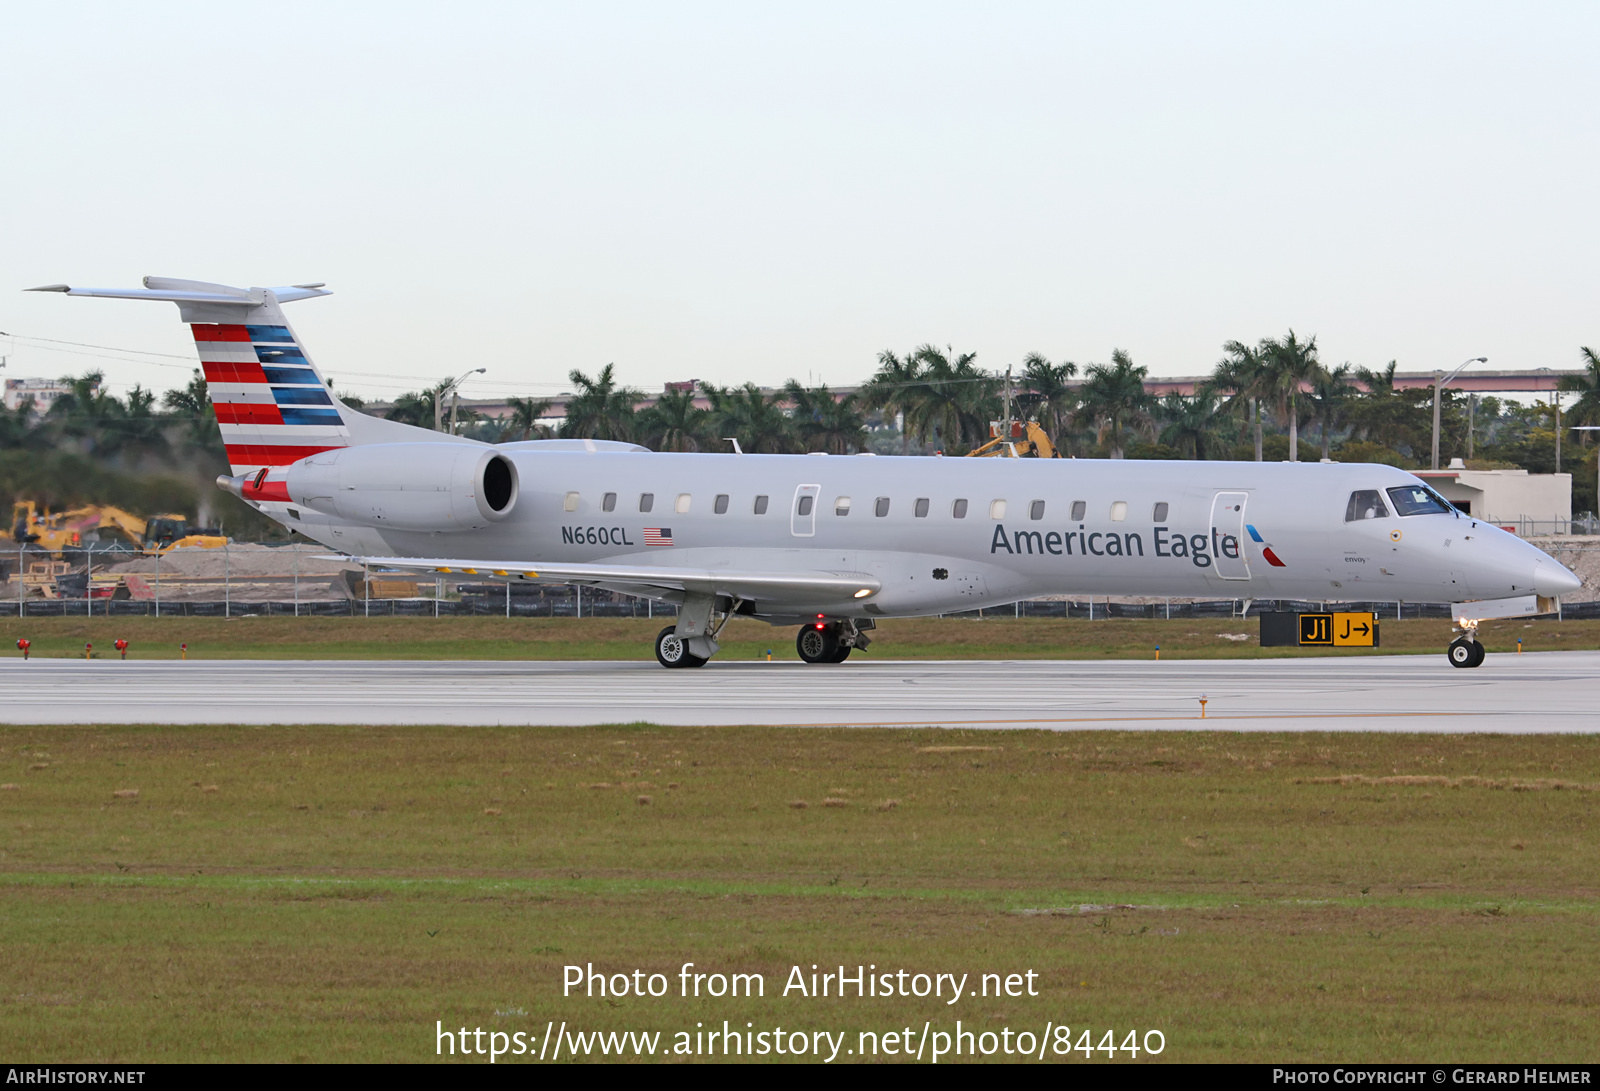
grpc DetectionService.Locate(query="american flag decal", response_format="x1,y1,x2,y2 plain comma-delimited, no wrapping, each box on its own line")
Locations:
643,527,673,546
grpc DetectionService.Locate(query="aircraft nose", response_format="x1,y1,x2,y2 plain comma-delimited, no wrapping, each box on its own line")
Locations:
1534,558,1583,598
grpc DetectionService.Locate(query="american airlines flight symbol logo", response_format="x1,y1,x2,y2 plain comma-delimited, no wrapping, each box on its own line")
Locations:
1246,524,1287,567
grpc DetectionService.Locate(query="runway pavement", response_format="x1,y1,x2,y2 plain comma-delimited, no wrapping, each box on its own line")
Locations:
2,651,1597,730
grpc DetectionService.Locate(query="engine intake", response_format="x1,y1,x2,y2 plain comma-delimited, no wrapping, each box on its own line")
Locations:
282,443,519,531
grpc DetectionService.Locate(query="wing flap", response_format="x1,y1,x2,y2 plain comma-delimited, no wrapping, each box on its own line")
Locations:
328,555,880,604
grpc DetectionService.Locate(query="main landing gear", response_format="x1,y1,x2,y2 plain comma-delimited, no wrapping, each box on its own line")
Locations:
1447,620,1485,668
655,626,708,669
796,619,872,665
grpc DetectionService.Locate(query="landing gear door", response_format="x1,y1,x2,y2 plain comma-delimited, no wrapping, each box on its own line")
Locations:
1210,491,1250,581
791,484,820,538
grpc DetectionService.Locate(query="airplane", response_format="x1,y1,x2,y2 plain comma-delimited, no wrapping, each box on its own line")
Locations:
30,277,1583,669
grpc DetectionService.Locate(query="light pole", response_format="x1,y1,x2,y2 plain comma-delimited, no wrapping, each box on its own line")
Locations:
1433,357,1486,470
1574,426,1600,532
434,368,486,433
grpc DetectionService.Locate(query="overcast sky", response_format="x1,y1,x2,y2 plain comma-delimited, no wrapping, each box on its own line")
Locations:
3,2,1597,403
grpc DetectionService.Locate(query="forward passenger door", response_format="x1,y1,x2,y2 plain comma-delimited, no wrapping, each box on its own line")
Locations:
1210,491,1251,581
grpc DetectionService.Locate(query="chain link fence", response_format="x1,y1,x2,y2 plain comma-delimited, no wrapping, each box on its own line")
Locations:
4,541,1596,620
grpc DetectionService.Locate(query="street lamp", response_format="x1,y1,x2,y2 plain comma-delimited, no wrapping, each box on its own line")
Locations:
434,368,486,433
1574,426,1600,532
1433,357,1486,470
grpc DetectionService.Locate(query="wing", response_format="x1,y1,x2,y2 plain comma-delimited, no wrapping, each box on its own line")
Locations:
330,554,880,606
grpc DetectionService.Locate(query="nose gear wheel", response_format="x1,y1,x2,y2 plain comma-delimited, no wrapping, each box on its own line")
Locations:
1447,637,1484,668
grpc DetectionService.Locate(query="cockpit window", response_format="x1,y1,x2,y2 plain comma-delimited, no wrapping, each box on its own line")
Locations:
1386,485,1453,517
1345,490,1389,521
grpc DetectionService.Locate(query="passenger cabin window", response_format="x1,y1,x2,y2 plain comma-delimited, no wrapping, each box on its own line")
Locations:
797,495,814,516
1070,500,1086,521
1029,500,1045,521
1345,490,1390,521
952,499,968,519
754,494,769,515
675,493,692,514
989,499,1007,519
1153,502,1169,522
914,498,930,518
563,492,580,512
1386,485,1453,517
1110,501,1127,522
835,496,851,516
602,492,617,513
639,492,654,513
875,497,890,517
714,494,729,514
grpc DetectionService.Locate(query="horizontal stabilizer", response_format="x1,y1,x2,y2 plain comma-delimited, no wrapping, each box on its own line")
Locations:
28,281,331,305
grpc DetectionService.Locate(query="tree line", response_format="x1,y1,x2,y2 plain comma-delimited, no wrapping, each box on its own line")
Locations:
4,334,1598,527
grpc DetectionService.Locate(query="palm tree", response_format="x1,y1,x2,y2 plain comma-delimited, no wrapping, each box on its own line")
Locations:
1560,347,1600,452
785,381,867,454
636,389,710,452
0,394,46,452
1209,341,1268,460
906,344,995,452
559,364,641,442
1075,349,1153,459
504,396,554,441
1307,363,1355,460
706,383,794,453
46,371,123,457
1348,361,1419,452
1018,353,1078,448
385,380,456,429
1157,392,1222,459
1255,330,1321,461
861,350,924,454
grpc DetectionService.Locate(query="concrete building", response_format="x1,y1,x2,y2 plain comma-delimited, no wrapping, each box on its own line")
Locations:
3,377,88,413
1416,460,1572,534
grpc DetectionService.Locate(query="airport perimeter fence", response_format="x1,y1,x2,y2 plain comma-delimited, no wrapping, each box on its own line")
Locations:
5,595,1597,620
3,541,1596,621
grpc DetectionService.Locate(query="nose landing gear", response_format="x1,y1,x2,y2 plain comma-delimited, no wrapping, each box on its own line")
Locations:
1447,621,1485,669
1447,637,1484,668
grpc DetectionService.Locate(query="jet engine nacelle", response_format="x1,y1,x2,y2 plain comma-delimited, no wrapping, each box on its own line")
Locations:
285,443,519,531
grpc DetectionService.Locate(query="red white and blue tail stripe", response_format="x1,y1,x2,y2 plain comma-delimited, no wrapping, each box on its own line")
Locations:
192,321,350,475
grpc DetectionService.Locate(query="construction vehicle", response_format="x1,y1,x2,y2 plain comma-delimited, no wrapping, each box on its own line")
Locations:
967,418,1059,459
966,363,1061,458
6,501,227,555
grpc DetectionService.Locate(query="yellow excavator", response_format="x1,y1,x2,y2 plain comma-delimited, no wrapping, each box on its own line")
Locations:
964,364,1062,458
967,418,1059,459
6,501,227,555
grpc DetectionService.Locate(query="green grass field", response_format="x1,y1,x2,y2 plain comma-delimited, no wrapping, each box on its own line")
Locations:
3,724,1597,1062
7,613,1600,661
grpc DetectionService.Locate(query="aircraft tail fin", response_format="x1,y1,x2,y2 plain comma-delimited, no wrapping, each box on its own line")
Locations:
29,277,473,476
